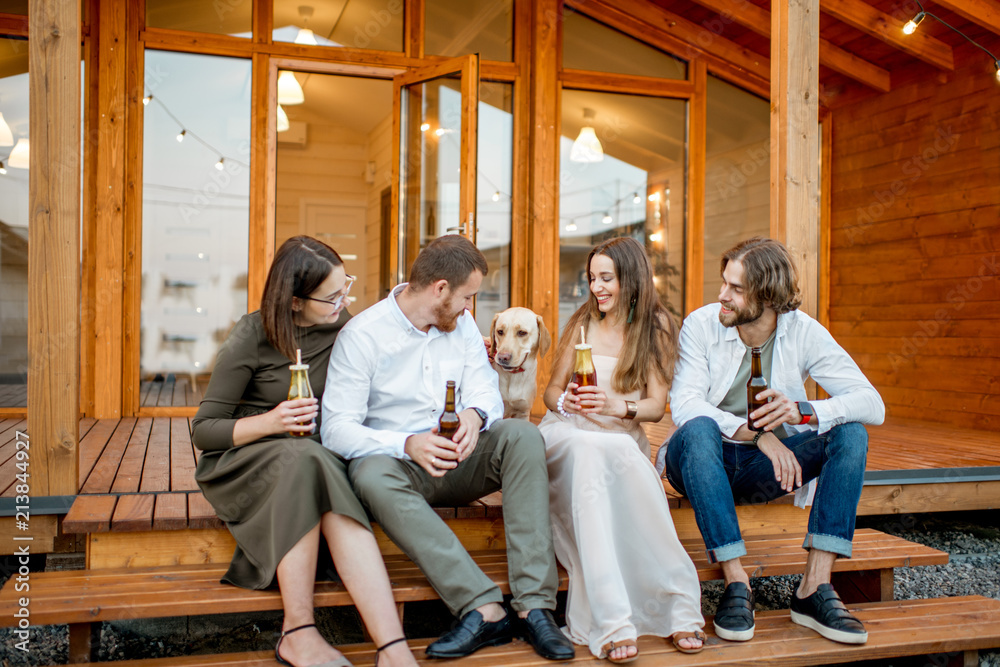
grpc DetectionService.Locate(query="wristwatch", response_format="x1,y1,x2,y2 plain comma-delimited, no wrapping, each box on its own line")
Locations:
796,401,814,425
471,407,489,431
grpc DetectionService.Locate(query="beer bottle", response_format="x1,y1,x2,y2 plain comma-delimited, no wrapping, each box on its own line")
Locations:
438,381,461,441
287,349,315,437
746,346,768,432
571,343,597,393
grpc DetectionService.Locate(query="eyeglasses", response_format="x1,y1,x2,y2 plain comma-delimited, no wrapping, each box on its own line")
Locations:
301,274,355,309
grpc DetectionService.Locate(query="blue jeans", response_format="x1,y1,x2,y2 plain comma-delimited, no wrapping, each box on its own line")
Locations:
663,416,868,563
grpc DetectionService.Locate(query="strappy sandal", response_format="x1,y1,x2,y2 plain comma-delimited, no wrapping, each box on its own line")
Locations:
601,638,638,664
374,637,407,667
671,629,707,654
275,623,354,667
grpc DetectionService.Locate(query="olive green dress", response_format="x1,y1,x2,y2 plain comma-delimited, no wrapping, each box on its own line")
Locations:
192,310,370,590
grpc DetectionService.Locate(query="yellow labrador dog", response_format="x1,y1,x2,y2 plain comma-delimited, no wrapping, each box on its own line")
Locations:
488,307,551,420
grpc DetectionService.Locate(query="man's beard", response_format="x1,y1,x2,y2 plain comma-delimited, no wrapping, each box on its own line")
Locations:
719,300,763,328
433,301,462,332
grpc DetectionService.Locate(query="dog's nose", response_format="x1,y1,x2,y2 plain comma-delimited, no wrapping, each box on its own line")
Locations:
496,351,512,364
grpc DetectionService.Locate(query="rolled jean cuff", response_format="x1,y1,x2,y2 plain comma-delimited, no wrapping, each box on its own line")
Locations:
803,532,853,558
707,539,747,564
458,589,505,619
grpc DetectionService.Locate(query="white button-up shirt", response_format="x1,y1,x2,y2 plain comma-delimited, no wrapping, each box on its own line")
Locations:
669,303,885,439
322,284,504,461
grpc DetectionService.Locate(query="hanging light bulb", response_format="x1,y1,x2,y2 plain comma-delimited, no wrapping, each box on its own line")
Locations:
649,231,663,243
277,104,290,132
0,112,14,146
8,138,29,168
176,129,187,142
295,5,318,45
903,12,925,34
632,192,641,204
995,61,1000,83
420,122,431,132
570,108,604,163
565,222,578,232
602,213,613,225
215,157,225,171
0,161,6,175
278,71,305,105
142,94,153,106
492,191,500,202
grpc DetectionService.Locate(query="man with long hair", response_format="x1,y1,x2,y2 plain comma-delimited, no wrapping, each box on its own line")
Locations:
657,237,884,646
322,235,574,662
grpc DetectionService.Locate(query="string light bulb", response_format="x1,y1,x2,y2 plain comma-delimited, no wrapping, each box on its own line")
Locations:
420,122,430,132
602,213,613,224
142,94,152,106
565,222,578,232
0,161,6,175
632,193,641,204
215,157,225,171
176,129,186,143
492,191,500,202
995,60,1000,83
903,12,925,34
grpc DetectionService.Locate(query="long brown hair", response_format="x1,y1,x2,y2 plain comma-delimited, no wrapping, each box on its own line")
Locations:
721,237,802,314
261,236,343,360
554,237,678,394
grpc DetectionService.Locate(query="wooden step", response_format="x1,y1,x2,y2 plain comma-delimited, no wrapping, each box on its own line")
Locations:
0,530,946,628
51,596,1000,667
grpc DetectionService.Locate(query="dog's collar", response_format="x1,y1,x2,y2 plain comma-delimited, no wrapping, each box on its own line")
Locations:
488,351,527,374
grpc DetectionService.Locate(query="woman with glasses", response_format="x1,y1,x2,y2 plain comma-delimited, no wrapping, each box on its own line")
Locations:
193,236,416,667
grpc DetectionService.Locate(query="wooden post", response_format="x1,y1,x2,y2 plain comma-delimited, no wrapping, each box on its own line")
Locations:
28,0,81,496
526,0,560,415
770,0,820,318
684,61,707,315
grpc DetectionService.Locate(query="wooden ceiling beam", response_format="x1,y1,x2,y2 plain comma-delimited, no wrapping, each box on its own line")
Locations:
924,0,1000,39
821,0,955,70
567,0,770,98
684,0,890,91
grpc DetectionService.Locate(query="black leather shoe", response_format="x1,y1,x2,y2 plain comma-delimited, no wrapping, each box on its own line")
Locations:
520,609,575,660
714,582,755,642
425,610,513,659
790,583,868,644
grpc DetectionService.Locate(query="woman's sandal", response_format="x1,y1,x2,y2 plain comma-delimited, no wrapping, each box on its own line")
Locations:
275,623,354,667
671,629,707,654
374,637,407,667
601,638,639,664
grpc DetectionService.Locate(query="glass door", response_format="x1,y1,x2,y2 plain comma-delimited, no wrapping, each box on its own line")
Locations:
392,54,479,285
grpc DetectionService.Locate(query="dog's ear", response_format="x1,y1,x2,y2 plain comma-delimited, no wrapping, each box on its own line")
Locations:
535,314,552,359
489,313,500,356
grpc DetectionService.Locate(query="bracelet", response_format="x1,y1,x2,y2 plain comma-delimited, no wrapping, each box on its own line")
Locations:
623,400,638,420
556,390,571,418
752,430,764,446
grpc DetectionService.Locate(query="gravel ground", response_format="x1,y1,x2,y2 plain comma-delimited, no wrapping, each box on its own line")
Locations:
2,511,999,666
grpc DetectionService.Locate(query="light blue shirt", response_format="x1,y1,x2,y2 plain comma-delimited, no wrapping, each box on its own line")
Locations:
322,284,504,460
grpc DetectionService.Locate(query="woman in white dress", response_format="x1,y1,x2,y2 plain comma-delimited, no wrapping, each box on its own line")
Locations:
539,237,705,663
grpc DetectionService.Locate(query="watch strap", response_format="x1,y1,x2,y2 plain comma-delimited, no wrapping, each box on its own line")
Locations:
472,407,489,431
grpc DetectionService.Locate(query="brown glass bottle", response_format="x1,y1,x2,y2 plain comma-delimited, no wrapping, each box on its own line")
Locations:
571,343,597,392
438,381,460,441
746,346,768,432
287,360,314,436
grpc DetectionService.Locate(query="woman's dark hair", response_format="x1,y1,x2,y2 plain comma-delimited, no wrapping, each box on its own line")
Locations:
261,236,343,360
554,236,678,393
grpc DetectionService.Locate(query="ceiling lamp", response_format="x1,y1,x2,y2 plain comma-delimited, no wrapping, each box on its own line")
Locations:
277,104,290,132
278,71,305,105
8,137,29,168
570,108,604,163
0,112,13,146
295,5,318,45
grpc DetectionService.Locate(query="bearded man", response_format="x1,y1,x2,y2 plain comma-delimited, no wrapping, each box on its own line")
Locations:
656,237,884,646
322,234,574,662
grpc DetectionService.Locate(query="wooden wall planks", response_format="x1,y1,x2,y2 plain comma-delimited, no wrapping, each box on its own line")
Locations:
830,56,1000,429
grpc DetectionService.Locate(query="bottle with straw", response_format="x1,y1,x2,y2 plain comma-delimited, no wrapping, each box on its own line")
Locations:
287,348,314,436
571,325,597,393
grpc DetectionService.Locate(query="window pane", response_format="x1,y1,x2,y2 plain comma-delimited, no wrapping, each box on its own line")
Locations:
0,36,28,407
563,8,686,80
703,74,770,305
274,72,393,313
147,0,252,37
273,0,403,52
141,50,251,407
559,89,686,332
474,80,513,334
425,0,513,62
